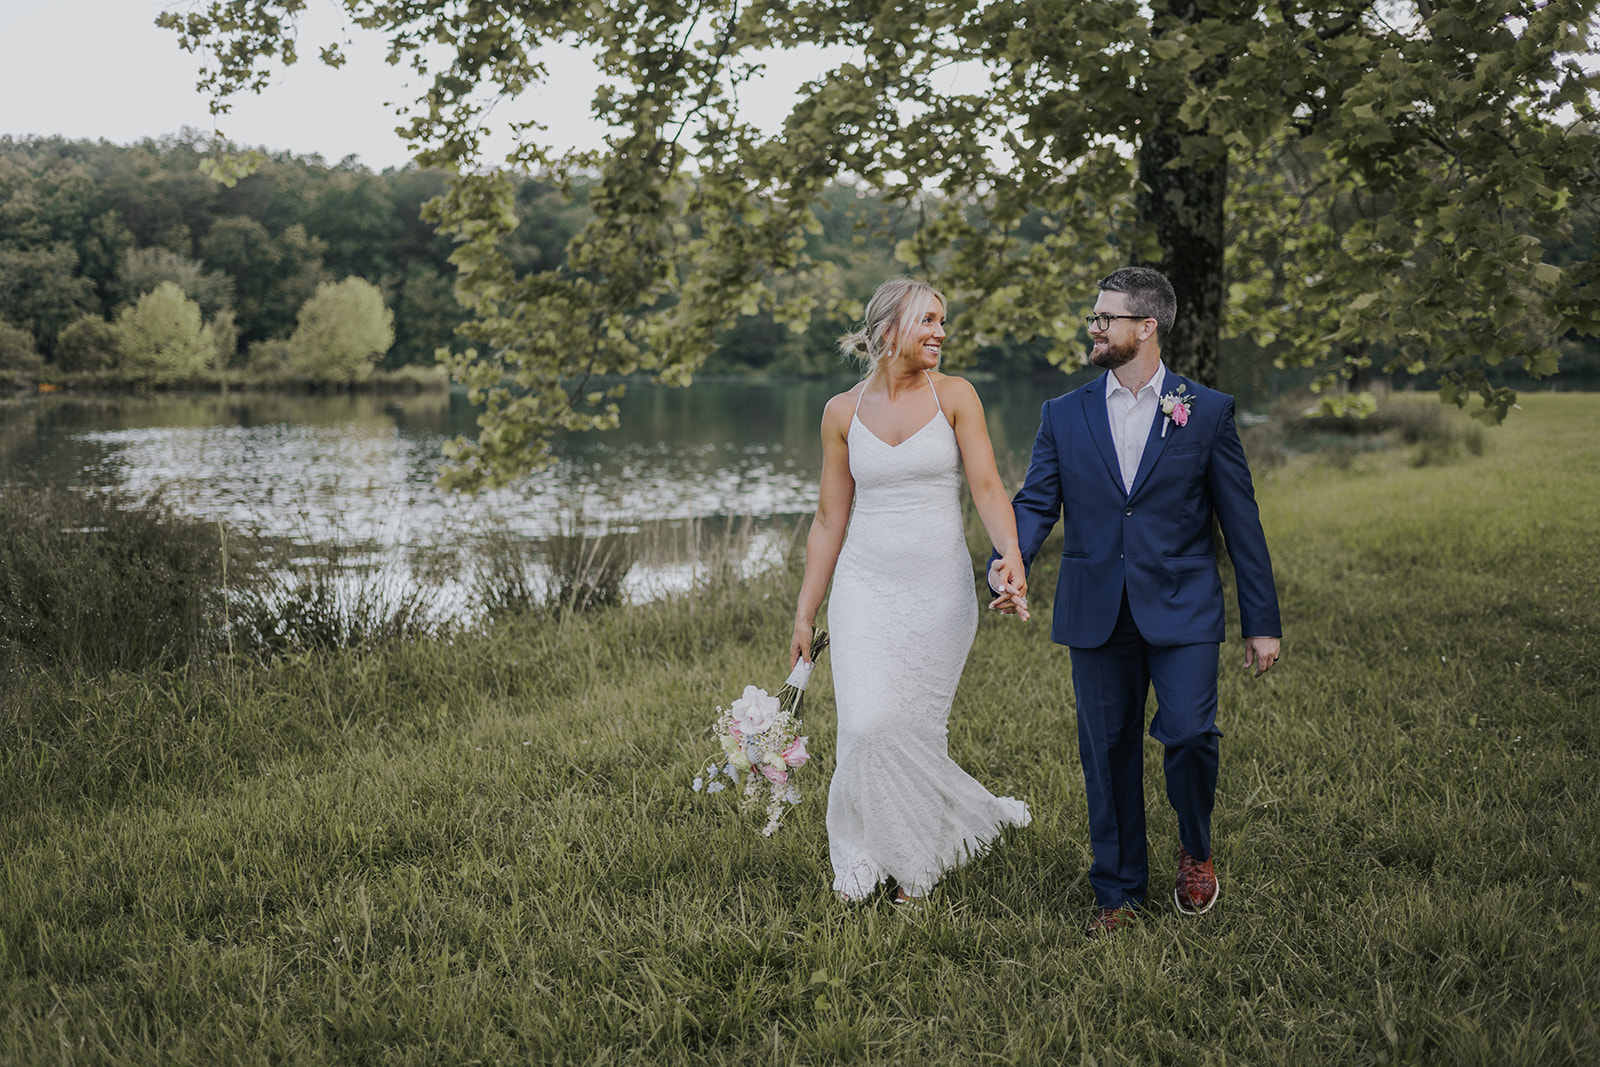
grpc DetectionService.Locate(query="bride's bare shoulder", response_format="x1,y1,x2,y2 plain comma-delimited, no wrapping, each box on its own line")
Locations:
821,385,863,432
929,372,982,409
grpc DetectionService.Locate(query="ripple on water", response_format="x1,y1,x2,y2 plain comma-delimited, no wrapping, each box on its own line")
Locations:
64,421,814,616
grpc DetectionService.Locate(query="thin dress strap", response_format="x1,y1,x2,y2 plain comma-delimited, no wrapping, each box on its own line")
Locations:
852,371,941,427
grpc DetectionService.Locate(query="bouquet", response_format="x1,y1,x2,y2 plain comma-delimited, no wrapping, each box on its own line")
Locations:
693,629,829,835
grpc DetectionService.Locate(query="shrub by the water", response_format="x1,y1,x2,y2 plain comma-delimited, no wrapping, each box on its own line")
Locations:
1240,388,1487,469
286,276,395,384
114,282,220,384
0,317,42,373
53,314,123,373
0,487,241,671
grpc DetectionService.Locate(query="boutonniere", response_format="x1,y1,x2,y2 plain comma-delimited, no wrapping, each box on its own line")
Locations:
1160,385,1193,438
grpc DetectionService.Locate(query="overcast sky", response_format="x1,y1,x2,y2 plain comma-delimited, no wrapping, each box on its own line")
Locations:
0,0,609,168
0,0,847,171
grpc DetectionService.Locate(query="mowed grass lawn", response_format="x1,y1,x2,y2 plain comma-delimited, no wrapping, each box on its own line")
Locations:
2,394,1596,1065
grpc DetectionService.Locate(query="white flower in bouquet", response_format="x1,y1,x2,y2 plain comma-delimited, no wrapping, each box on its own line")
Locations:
693,629,829,834
731,685,781,735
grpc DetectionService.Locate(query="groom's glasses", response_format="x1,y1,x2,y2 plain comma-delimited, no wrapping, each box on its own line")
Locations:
1083,314,1149,331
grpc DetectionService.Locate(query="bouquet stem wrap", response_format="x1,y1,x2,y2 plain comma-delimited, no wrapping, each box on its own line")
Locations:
778,627,828,705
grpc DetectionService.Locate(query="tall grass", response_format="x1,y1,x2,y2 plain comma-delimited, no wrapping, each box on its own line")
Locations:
543,523,638,614
0,489,689,672
0,488,244,671
240,534,444,660
1,395,1596,1065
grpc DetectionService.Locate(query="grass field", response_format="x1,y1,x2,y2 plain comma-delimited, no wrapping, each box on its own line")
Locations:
2,393,1597,1065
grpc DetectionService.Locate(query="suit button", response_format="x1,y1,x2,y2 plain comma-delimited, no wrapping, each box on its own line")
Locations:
1124,507,1133,516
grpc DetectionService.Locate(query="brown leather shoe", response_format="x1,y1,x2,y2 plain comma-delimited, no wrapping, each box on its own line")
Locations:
1084,906,1137,940
1174,846,1219,915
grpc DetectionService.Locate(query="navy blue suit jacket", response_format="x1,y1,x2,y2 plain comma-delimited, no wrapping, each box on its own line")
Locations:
1010,373,1281,648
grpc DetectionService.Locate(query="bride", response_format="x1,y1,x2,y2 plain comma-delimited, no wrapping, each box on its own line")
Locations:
790,277,1032,904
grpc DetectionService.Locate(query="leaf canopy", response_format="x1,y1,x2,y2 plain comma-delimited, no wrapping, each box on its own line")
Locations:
162,0,1600,487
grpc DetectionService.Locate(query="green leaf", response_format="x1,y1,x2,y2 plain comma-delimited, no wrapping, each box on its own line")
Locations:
155,0,1600,486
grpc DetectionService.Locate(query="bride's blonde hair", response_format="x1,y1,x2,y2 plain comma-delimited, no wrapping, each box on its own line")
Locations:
838,277,946,377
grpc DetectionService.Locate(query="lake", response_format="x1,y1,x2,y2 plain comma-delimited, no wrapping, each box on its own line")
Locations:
0,374,1097,606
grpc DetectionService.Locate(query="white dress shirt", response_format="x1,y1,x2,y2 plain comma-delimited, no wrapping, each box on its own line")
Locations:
1104,362,1167,494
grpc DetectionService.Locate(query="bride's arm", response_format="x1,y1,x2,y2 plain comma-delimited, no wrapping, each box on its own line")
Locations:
792,394,856,667
941,377,1027,601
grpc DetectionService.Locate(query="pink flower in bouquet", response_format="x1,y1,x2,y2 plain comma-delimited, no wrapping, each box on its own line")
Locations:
1171,400,1190,427
731,685,781,735
781,736,810,768
760,764,788,785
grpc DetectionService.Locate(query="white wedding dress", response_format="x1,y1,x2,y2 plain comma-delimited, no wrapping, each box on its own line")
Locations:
826,375,1030,900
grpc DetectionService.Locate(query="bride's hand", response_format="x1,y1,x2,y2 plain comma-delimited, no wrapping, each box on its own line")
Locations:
791,620,814,668
988,554,1027,597
987,556,1030,620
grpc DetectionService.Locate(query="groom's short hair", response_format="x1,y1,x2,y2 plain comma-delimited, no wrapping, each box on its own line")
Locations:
1099,268,1177,343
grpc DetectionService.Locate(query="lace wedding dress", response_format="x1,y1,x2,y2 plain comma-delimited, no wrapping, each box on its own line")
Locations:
826,376,1030,900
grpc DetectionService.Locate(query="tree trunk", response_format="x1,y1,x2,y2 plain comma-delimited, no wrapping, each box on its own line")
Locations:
1136,128,1226,389
1135,0,1227,390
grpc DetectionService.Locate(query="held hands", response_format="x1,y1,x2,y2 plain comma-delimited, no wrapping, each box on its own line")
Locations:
986,555,1030,622
1244,636,1280,677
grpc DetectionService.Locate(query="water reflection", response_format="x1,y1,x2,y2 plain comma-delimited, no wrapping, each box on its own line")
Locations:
0,374,1091,602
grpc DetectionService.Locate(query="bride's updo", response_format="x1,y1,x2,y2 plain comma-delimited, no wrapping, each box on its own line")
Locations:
838,277,947,377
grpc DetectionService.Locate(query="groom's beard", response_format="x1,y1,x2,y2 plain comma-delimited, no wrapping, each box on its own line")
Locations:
1089,336,1138,371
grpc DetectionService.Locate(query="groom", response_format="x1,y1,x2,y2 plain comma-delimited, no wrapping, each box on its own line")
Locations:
989,267,1281,939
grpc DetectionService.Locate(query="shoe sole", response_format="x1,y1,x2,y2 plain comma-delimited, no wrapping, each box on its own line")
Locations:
1173,879,1219,916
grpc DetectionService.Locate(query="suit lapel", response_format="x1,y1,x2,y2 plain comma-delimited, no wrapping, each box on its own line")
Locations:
1127,373,1183,502
1079,376,1124,495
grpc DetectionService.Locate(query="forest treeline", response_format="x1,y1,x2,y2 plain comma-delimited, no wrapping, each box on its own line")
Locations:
0,133,512,384
2,131,1596,391
0,131,913,386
